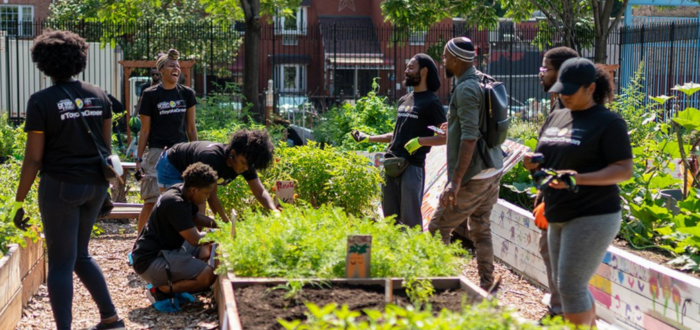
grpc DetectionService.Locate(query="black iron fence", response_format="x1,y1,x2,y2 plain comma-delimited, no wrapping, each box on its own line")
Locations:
1,20,621,123
619,20,700,118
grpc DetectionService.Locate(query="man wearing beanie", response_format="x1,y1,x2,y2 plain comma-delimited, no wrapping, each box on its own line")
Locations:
351,53,446,228
429,37,503,293
135,49,198,234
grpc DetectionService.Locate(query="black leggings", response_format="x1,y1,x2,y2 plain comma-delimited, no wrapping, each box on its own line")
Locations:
38,174,116,330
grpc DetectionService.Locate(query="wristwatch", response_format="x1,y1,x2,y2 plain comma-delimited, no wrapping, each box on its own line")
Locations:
135,157,143,162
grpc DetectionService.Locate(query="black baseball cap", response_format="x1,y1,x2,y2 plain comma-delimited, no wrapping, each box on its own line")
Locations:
549,58,596,95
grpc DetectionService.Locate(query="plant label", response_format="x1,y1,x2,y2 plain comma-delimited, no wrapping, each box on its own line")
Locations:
346,235,371,278
231,209,237,238
274,180,295,207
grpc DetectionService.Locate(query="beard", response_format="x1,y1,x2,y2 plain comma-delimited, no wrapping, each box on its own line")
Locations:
404,72,421,87
445,67,454,78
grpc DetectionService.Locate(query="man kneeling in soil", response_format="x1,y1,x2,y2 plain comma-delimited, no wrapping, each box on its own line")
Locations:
131,162,218,310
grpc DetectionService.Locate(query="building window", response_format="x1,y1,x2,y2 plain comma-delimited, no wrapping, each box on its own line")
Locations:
0,5,33,37
409,30,426,46
275,7,307,35
276,64,306,92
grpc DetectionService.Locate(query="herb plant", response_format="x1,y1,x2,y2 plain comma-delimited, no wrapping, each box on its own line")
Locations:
204,204,467,284
278,300,569,330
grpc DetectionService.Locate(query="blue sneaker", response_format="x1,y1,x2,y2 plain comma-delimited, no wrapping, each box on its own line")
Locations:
127,251,133,266
174,292,195,303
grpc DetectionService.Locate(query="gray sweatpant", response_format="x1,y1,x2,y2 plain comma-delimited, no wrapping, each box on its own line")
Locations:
548,211,621,314
382,164,424,228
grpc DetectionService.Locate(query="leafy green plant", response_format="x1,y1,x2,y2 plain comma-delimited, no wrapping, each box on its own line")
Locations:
314,79,397,152
204,204,467,292
278,300,569,330
0,160,40,255
499,135,538,211
217,142,383,217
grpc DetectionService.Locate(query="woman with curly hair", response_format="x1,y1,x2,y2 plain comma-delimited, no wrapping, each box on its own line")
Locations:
135,48,198,233
11,30,124,329
523,58,631,328
155,129,278,222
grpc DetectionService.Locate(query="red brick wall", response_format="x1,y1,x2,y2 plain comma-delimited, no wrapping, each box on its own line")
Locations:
3,0,52,22
315,0,372,16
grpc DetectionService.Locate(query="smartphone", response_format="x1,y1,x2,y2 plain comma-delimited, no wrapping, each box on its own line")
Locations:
427,125,445,135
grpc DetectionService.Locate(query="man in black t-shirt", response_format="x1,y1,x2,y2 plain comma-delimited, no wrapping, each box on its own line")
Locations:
534,46,578,322
132,163,219,308
135,49,198,233
155,129,278,223
351,53,446,228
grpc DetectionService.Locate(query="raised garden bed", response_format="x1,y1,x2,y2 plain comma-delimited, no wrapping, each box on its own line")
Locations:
492,199,700,330
0,237,46,330
214,275,488,330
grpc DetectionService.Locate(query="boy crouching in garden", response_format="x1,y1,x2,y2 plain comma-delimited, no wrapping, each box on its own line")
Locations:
131,162,219,311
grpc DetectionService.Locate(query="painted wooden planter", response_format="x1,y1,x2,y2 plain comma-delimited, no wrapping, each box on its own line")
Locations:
0,245,21,330
0,238,46,330
492,199,700,330
214,275,488,330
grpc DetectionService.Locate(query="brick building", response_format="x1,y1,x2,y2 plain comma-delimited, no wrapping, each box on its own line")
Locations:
0,0,50,36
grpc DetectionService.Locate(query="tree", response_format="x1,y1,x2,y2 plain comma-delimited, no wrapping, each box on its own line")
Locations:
48,0,302,121
381,0,629,63
196,0,301,121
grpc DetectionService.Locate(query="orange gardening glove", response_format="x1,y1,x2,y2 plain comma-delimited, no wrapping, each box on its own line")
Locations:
533,203,548,230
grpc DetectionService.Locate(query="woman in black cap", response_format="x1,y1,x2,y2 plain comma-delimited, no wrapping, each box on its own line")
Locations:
11,29,124,330
351,53,446,229
523,58,632,327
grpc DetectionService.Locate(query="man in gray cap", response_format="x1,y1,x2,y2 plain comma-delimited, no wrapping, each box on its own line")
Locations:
352,53,446,228
429,37,503,293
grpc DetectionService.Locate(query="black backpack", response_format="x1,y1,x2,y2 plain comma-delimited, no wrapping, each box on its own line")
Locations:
476,72,509,148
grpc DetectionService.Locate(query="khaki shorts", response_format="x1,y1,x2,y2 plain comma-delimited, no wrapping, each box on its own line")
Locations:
140,147,164,204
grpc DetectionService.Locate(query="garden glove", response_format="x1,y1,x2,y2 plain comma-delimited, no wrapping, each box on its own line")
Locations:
350,130,369,143
533,202,548,230
10,201,30,231
404,137,422,155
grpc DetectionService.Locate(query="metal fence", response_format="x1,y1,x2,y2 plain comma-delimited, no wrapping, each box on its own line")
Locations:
619,20,700,116
1,20,622,124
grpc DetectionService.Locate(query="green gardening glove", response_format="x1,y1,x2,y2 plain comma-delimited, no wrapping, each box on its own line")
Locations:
10,201,29,231
350,130,369,143
404,137,422,155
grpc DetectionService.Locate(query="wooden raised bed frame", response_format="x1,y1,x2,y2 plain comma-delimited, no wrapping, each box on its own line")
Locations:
214,274,488,330
0,238,46,330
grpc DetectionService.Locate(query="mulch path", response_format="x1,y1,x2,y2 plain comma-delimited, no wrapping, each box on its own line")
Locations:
15,221,549,329
15,221,219,330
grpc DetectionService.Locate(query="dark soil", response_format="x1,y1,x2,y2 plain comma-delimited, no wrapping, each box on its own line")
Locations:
234,283,474,330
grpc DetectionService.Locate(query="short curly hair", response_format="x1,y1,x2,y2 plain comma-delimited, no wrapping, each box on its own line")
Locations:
544,47,579,71
183,162,218,189
593,64,615,105
226,129,275,171
31,29,88,81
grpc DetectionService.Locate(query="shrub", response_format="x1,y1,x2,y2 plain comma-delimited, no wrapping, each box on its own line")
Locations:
217,142,383,217
314,79,396,152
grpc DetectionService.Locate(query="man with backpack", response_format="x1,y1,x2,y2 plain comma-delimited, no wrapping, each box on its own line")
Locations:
429,37,504,293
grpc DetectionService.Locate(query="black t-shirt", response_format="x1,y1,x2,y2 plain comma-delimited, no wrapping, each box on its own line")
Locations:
24,81,113,185
131,184,199,274
168,141,258,185
140,84,198,149
535,105,632,223
387,91,447,166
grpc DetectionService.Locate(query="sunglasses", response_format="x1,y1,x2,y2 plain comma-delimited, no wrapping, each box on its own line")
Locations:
539,67,550,74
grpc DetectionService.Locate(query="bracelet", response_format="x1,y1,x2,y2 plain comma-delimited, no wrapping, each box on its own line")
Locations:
135,157,143,162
